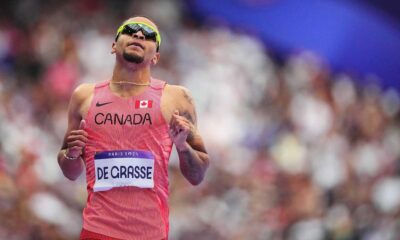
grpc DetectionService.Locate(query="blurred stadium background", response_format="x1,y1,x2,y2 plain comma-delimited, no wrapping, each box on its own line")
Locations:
1,0,400,239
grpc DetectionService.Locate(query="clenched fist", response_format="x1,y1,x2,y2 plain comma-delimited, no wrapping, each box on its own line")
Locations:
169,110,195,151
66,120,88,159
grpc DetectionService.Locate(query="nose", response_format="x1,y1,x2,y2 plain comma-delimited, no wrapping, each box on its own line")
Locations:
132,30,145,40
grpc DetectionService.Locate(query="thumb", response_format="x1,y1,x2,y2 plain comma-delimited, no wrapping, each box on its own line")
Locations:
79,119,86,130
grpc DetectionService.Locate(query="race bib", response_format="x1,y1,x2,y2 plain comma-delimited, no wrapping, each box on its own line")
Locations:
93,150,155,192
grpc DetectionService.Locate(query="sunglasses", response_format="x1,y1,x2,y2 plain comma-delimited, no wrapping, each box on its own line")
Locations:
115,22,161,51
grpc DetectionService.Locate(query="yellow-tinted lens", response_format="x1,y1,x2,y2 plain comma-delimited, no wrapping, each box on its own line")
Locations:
116,21,161,48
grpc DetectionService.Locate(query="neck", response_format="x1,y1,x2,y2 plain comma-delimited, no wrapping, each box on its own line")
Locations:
111,62,152,86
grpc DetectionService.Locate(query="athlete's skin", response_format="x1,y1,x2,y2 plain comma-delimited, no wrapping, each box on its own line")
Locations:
57,16,209,186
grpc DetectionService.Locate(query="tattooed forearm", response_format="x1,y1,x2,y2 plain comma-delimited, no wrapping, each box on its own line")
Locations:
176,87,209,185
178,146,209,185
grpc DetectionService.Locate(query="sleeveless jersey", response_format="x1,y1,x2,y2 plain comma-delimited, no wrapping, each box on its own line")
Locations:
81,78,173,240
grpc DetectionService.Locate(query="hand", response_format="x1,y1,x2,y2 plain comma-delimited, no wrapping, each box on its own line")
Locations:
66,120,88,158
169,110,195,151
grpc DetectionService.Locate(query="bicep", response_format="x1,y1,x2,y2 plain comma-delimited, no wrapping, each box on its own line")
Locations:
179,88,208,153
179,87,198,126
61,90,84,149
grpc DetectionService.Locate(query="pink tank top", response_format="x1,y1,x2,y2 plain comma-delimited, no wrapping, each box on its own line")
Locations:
81,78,173,240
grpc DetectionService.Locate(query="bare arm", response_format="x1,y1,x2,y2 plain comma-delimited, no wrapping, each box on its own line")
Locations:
57,84,91,181
169,87,210,185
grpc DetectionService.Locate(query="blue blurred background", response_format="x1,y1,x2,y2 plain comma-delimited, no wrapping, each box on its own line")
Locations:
189,0,400,90
0,0,400,239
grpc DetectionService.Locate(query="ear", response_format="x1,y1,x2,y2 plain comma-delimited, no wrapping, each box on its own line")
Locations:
111,42,116,54
151,52,160,65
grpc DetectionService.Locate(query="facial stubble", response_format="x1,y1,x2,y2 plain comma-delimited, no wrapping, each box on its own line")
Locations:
123,50,144,64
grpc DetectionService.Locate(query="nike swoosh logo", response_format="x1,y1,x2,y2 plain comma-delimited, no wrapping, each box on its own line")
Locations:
96,101,113,107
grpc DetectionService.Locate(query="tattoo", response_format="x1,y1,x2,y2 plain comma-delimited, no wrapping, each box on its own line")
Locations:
180,111,194,142
181,111,194,124
181,89,197,124
194,108,198,125
182,89,194,105
178,147,204,184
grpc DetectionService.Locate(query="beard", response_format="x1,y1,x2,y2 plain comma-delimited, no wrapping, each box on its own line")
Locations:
123,51,144,64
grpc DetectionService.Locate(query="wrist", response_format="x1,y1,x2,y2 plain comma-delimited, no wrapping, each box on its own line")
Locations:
176,142,190,152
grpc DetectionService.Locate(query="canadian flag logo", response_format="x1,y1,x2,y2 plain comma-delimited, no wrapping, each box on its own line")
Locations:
135,100,153,109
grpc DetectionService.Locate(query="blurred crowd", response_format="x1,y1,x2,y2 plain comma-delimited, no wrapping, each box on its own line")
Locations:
1,0,400,240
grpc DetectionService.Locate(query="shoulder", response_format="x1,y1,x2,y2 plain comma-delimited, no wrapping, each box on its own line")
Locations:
164,84,193,101
71,83,96,102
68,83,96,118
160,84,197,123
165,84,197,122
68,83,96,112
164,84,186,93
73,82,96,95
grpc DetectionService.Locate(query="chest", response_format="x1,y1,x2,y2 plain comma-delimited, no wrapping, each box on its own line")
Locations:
80,84,179,127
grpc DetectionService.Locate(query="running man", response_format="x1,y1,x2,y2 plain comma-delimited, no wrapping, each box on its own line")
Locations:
57,16,210,240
